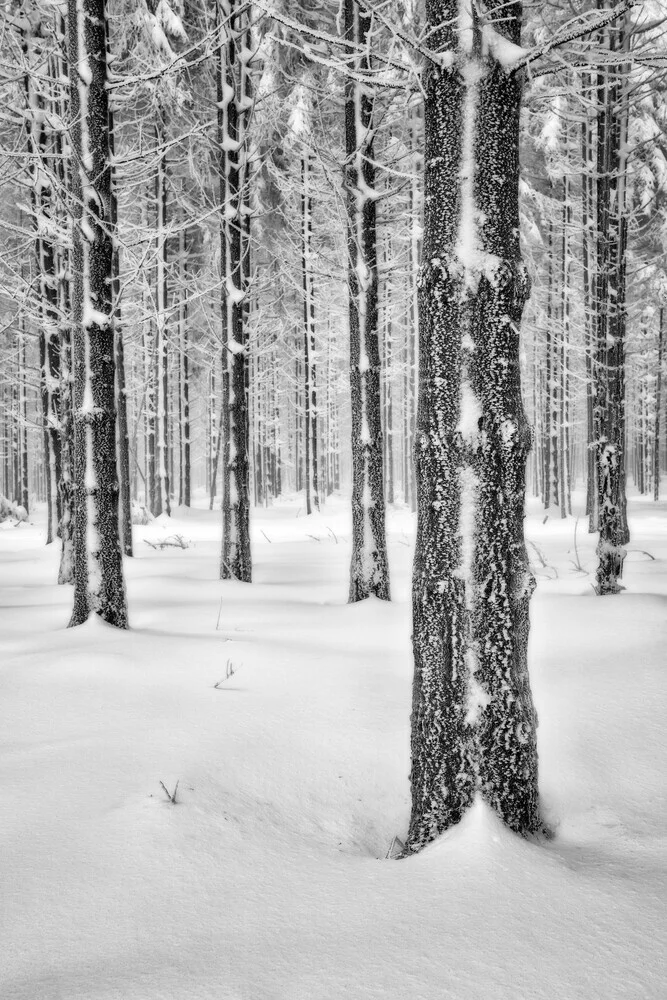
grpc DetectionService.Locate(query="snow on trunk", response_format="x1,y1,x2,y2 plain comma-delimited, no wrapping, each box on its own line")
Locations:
594,13,631,595
219,0,252,582
344,0,390,604
153,131,171,519
67,0,128,628
405,0,540,853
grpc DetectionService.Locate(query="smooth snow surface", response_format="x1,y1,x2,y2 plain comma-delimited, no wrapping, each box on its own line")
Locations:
1,490,666,999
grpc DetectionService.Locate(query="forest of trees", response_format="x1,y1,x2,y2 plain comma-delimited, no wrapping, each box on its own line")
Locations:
1,0,666,851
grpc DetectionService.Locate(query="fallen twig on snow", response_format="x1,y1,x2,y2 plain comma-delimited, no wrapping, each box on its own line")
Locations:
145,534,189,550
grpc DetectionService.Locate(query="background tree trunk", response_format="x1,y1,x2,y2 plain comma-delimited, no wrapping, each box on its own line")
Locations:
344,0,390,603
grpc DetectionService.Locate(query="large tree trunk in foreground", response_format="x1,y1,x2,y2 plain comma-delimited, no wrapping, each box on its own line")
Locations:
68,0,128,628
405,0,540,854
344,0,390,603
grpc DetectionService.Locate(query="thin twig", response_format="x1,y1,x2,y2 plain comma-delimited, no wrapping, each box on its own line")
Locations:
159,780,179,804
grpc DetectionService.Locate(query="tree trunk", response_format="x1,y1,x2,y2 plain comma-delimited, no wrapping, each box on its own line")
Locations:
344,0,390,603
581,99,598,529
154,127,171,517
67,0,128,628
109,111,132,556
218,0,252,582
655,307,663,501
594,9,630,594
405,1,541,853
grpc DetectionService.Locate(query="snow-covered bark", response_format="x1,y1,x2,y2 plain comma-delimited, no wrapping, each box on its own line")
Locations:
655,307,663,501
594,10,630,595
300,146,320,515
56,34,75,584
405,0,541,853
344,0,390,604
22,24,63,544
218,0,252,582
67,0,128,628
581,96,598,531
290,87,320,516
153,129,171,518
108,109,132,556
178,227,191,507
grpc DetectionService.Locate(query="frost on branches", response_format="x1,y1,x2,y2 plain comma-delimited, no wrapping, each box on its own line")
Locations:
405,0,541,853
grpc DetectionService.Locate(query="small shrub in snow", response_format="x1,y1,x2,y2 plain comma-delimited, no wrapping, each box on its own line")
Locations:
0,496,27,523
131,501,154,525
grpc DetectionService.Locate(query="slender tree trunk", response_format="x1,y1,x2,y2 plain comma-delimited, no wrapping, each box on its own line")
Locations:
179,235,191,507
219,0,252,581
594,9,630,594
344,0,390,602
301,162,313,516
581,98,598,529
383,235,395,506
655,307,663,501
405,1,541,853
154,125,171,517
109,112,132,555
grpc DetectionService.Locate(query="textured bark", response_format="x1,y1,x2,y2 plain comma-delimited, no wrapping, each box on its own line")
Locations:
19,328,29,514
581,101,598,529
23,32,63,543
218,0,252,582
68,0,128,628
383,236,395,505
153,128,171,517
109,113,132,556
300,148,320,515
655,308,663,501
405,1,540,853
344,0,390,603
179,239,191,507
57,258,75,585
594,9,630,595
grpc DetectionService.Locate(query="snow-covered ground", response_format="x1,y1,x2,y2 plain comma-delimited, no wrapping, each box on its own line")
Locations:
1,490,665,1000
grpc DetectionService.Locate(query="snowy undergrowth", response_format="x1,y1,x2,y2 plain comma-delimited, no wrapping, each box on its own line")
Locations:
1,491,665,999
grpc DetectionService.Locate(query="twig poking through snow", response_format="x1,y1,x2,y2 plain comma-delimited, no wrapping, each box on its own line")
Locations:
528,541,558,579
569,518,587,573
159,780,179,804
214,659,238,687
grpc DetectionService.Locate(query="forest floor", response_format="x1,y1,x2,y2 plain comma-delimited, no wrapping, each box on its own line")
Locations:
1,488,665,1000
